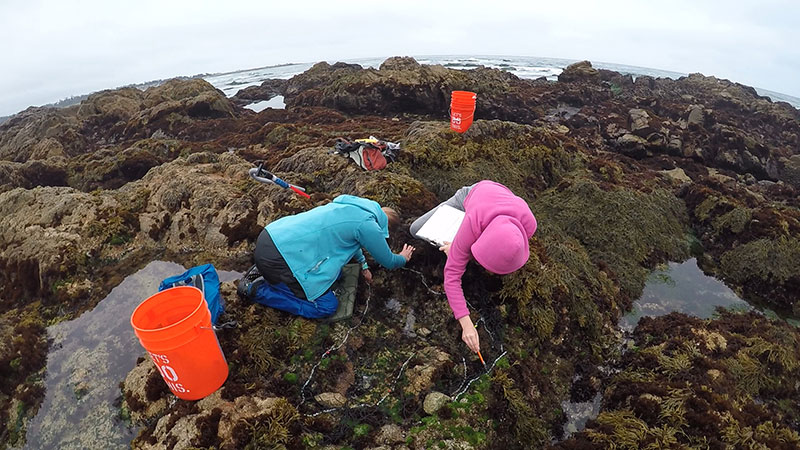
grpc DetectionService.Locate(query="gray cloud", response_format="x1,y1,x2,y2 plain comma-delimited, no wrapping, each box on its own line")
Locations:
1,0,797,116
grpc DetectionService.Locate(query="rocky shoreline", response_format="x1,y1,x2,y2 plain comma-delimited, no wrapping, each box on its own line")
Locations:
1,57,798,449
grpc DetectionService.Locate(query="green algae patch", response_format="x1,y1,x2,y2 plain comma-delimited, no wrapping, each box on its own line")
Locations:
235,310,318,378
712,205,752,235
406,374,497,449
720,237,800,285
402,120,580,201
533,178,690,302
684,184,800,312
500,228,619,350
554,311,800,450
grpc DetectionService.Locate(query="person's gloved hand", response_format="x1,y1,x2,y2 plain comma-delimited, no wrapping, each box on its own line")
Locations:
400,244,416,262
361,268,373,284
458,315,481,353
438,241,452,256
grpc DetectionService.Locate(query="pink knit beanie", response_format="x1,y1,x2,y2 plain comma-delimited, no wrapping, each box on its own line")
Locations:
471,216,529,274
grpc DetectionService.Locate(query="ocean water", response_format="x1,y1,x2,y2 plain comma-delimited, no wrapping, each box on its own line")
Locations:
203,55,800,109
243,95,285,112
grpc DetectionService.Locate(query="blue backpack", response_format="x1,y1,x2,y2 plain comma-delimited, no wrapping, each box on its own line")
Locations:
158,264,224,324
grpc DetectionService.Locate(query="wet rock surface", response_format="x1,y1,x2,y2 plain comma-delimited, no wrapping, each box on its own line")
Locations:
0,57,798,449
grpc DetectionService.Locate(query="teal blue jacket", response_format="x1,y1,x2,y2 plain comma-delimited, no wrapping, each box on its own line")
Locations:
266,195,406,300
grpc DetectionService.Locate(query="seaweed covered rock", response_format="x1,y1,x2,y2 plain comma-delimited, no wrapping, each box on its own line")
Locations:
684,183,800,312
122,358,169,423
0,158,69,193
67,137,183,191
273,146,439,216
123,79,236,138
0,107,84,161
0,79,236,170
558,60,599,83
555,311,800,449
781,154,800,190
402,119,579,200
283,57,545,123
77,87,145,124
132,393,298,450
125,152,263,251
533,178,690,301
0,186,132,306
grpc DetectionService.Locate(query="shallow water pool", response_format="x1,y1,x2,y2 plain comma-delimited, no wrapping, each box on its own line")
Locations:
619,258,751,332
23,261,240,450
562,258,752,439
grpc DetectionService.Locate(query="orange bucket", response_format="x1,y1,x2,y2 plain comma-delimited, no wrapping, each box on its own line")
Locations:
131,286,228,400
450,91,477,133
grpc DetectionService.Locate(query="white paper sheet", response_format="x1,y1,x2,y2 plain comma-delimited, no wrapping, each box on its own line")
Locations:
416,205,465,246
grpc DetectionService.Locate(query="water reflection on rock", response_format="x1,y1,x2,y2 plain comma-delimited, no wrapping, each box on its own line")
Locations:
561,392,602,438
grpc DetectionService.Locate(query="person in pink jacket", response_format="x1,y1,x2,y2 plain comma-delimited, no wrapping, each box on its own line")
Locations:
410,180,537,353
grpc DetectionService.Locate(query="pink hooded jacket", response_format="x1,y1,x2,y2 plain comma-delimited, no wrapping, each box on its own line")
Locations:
444,181,537,319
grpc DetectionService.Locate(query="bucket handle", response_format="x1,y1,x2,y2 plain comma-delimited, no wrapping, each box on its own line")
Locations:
449,108,475,119
198,320,238,331
449,108,475,126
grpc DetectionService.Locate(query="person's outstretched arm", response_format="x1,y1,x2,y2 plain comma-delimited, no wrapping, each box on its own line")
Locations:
356,221,409,269
443,232,481,353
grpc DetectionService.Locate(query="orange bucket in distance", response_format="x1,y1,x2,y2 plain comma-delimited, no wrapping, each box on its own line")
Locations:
450,90,477,133
131,286,228,400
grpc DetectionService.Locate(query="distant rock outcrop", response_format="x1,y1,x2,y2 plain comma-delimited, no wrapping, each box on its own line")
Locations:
557,60,599,82
282,57,543,123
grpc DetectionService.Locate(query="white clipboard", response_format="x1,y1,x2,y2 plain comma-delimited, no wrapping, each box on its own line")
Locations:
416,205,465,246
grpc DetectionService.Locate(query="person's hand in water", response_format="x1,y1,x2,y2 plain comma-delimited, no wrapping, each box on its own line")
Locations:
458,315,481,353
400,244,415,262
439,241,452,256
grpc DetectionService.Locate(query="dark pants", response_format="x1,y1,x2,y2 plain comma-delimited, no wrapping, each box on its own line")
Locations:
254,228,307,299
253,229,338,319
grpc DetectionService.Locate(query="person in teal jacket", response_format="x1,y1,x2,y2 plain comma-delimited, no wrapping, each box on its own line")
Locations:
245,195,415,318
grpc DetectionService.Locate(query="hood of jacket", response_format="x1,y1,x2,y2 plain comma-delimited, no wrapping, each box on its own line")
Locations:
332,195,389,237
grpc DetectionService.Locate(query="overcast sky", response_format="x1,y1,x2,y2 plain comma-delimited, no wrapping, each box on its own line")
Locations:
1,0,798,116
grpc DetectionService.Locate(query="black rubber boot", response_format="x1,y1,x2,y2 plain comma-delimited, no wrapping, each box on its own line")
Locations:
237,265,263,299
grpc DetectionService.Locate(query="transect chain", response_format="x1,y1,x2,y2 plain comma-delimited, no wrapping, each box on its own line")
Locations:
451,349,509,400
475,316,500,348
304,353,416,418
300,285,373,405
300,268,511,414
401,267,511,400
452,357,468,395
400,267,445,296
